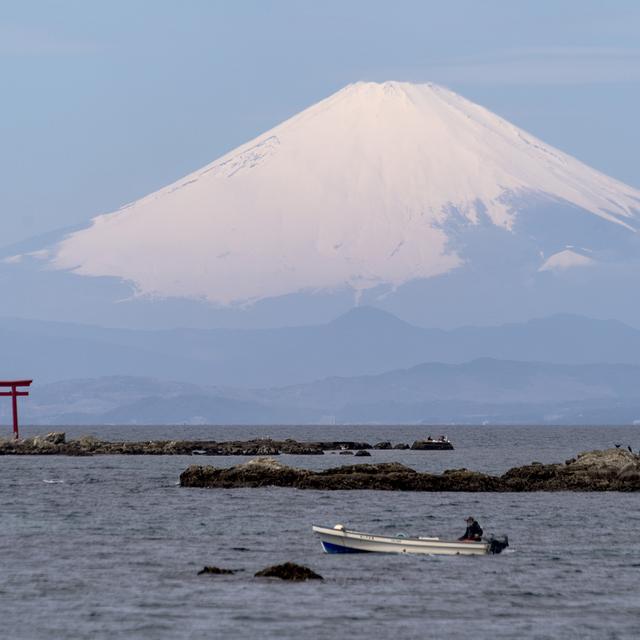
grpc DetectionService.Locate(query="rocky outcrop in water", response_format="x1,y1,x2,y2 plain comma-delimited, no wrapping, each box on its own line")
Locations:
501,449,640,490
179,457,502,491
0,434,449,456
197,566,235,575
180,449,640,492
254,562,323,581
411,439,453,450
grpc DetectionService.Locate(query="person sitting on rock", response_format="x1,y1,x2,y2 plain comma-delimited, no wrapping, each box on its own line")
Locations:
459,516,483,541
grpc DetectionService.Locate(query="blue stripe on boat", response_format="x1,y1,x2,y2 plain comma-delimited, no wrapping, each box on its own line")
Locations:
322,541,370,554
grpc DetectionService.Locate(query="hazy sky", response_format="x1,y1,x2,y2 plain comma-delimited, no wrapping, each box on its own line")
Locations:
2,0,640,246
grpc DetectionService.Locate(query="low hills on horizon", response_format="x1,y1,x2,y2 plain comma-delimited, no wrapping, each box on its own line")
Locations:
4,306,640,387
13,358,640,426
3,308,640,425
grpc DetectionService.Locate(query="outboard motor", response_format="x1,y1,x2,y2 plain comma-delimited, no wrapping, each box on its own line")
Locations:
488,535,509,554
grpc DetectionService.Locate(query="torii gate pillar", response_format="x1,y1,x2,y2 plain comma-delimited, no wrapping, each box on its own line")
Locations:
0,380,33,440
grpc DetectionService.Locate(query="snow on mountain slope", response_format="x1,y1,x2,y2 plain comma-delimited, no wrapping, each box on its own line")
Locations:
539,248,594,272
50,81,640,305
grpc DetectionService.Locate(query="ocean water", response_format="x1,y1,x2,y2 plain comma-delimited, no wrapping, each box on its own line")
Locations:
2,425,639,639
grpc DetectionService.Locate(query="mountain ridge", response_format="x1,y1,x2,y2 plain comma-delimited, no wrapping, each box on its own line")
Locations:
3,309,640,388
16,357,640,426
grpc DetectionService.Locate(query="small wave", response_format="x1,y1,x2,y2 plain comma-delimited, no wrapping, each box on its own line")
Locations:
43,479,65,484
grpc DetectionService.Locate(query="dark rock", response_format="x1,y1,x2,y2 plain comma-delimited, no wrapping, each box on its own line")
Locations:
339,451,354,455
180,457,309,489
254,562,322,581
318,441,372,451
317,462,415,476
411,439,454,450
373,441,392,449
501,449,640,491
198,566,235,575
393,443,411,449
280,439,324,455
0,436,427,457
180,449,640,492
354,450,371,457
65,448,94,457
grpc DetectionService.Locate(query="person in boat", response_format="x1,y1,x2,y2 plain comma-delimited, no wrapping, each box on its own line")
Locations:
459,516,483,541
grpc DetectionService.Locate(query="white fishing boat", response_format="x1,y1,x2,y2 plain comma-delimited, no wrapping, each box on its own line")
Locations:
312,524,508,556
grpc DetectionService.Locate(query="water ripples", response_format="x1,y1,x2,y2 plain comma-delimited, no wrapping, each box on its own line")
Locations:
1,426,639,639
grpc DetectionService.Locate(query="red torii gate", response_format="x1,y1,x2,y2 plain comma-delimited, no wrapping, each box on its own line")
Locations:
0,380,33,440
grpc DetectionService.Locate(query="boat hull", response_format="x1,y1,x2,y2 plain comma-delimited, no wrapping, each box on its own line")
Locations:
313,525,490,556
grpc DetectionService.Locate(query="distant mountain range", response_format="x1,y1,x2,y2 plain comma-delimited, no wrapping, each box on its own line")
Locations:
4,308,640,425
3,307,640,388
14,357,640,426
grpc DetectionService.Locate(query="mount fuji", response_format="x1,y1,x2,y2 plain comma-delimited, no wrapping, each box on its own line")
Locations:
3,81,640,328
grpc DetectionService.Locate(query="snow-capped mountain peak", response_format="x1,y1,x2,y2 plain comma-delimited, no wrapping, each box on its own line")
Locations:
48,80,640,305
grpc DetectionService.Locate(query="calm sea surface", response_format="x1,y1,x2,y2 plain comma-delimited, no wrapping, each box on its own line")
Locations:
2,425,640,639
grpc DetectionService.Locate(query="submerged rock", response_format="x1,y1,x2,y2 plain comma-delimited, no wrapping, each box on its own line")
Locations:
354,450,371,457
198,566,235,575
181,449,640,492
255,562,322,581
